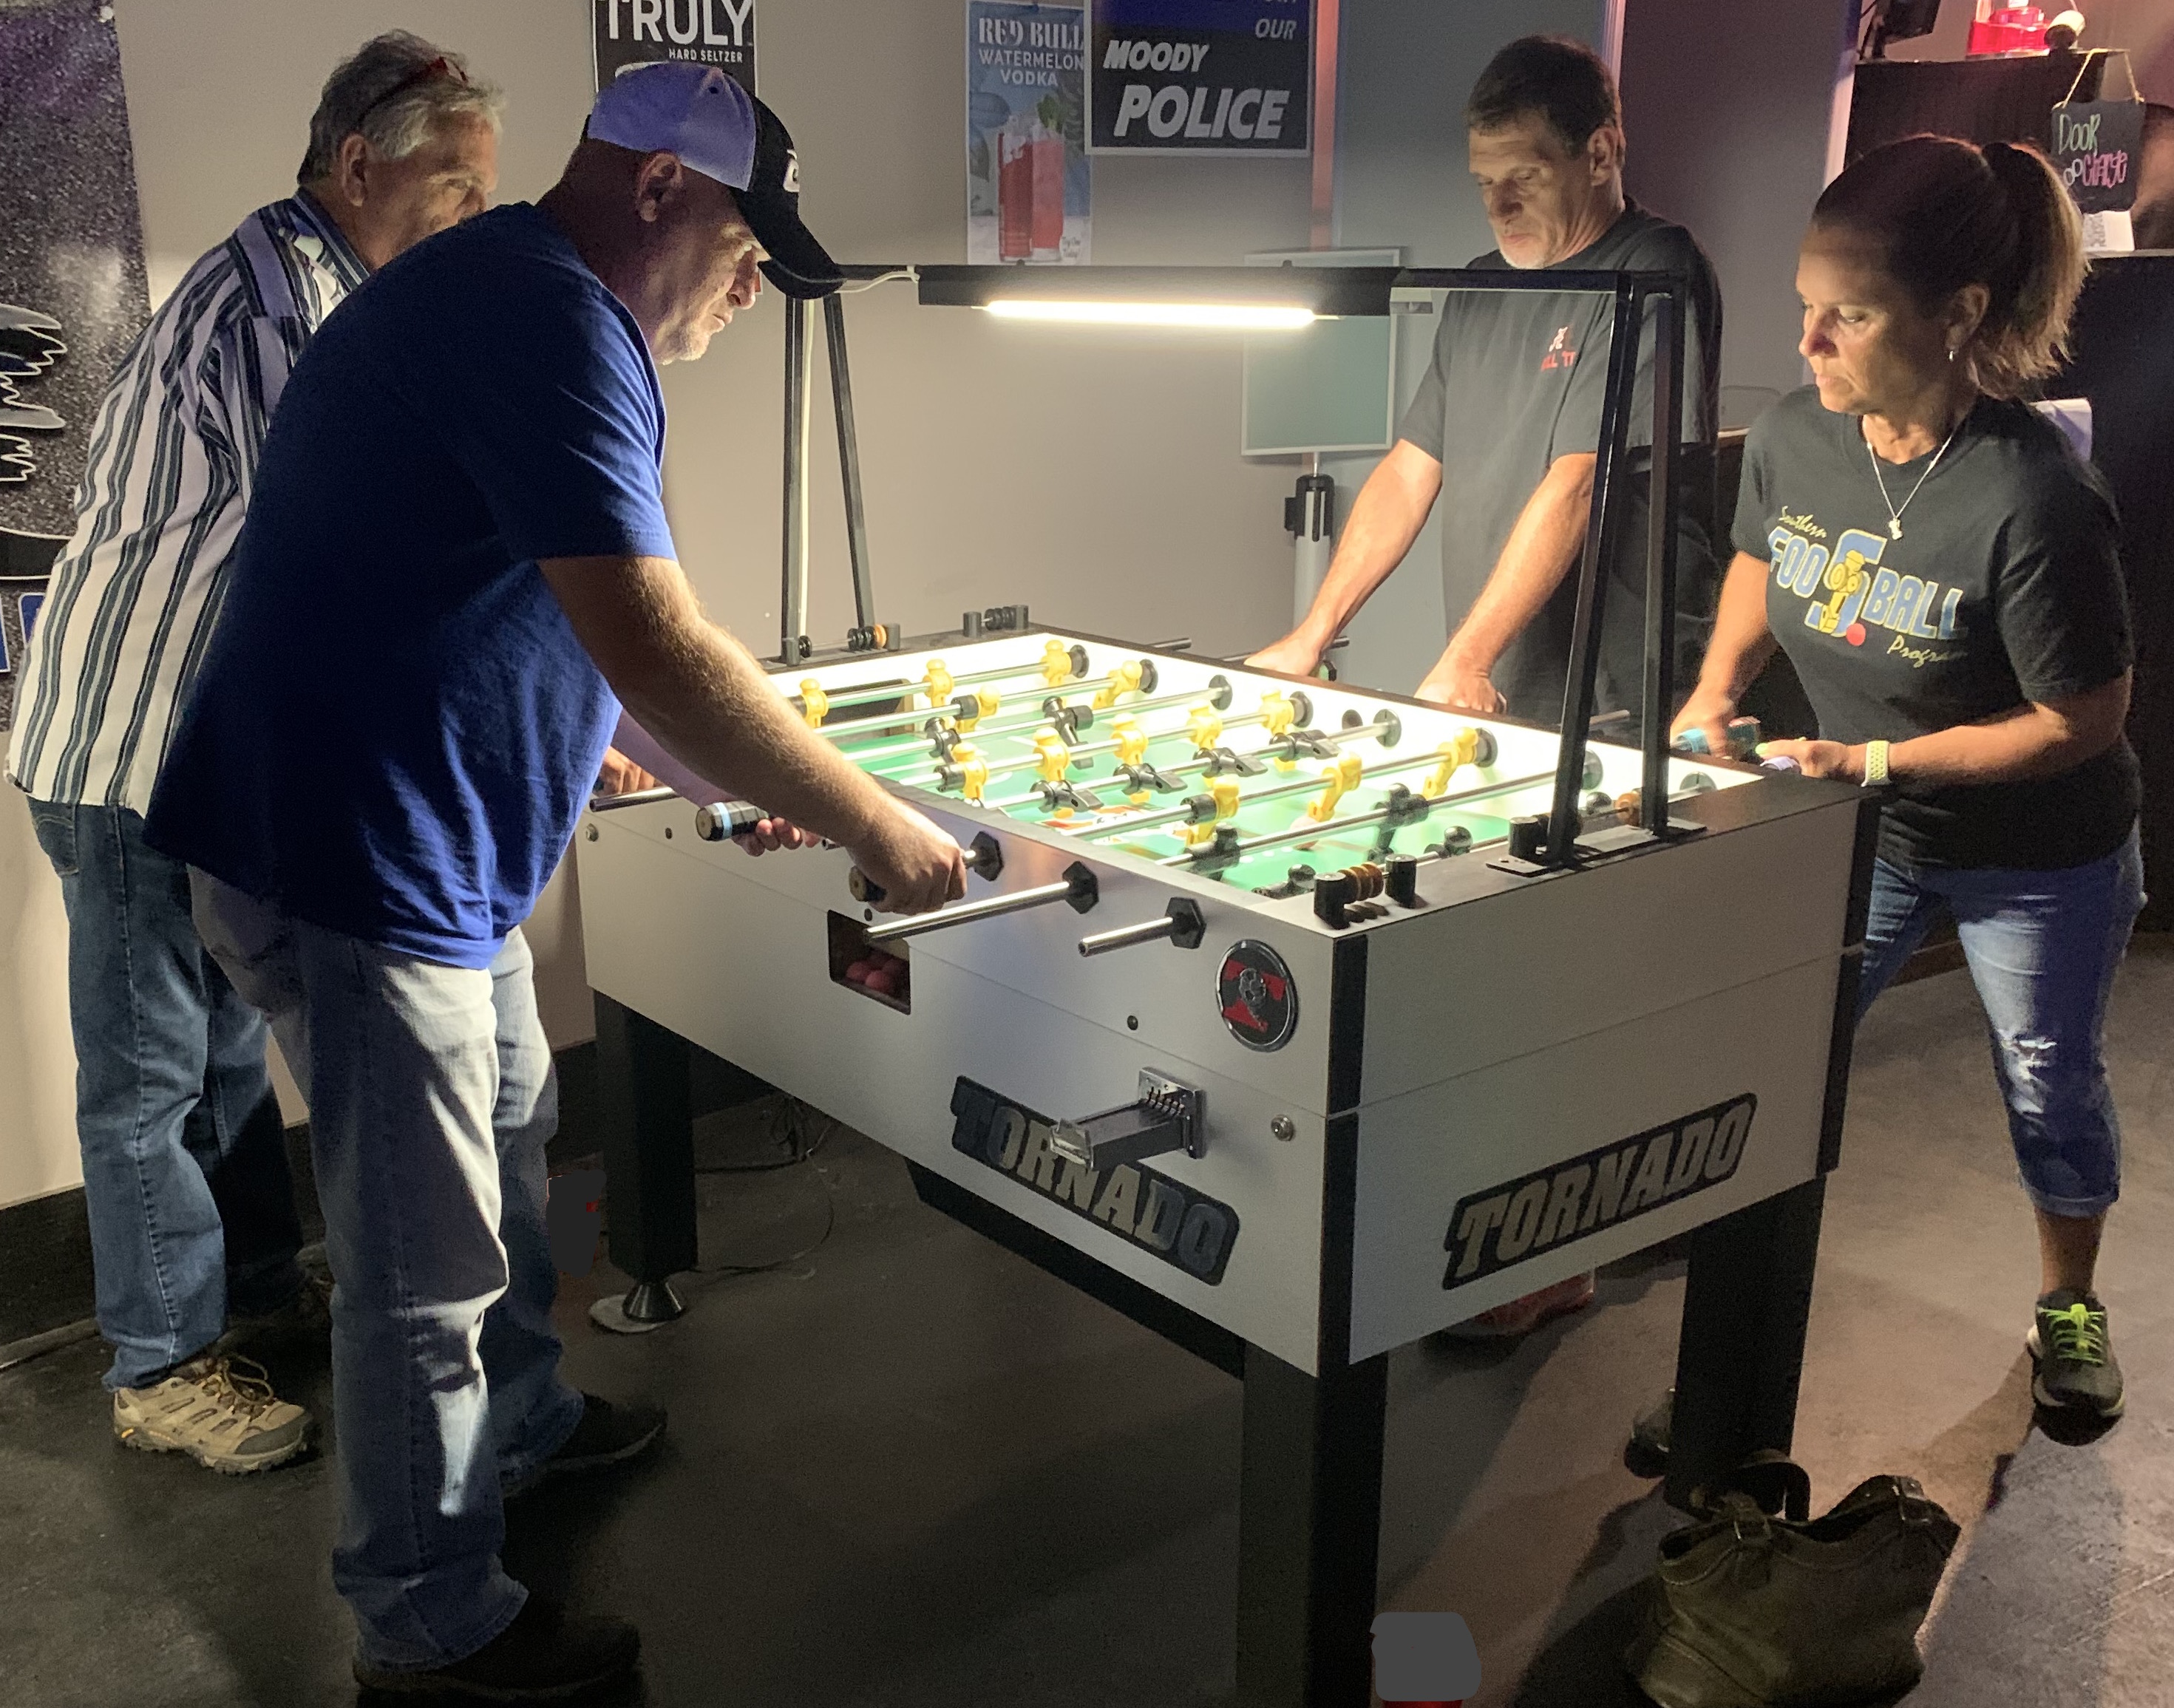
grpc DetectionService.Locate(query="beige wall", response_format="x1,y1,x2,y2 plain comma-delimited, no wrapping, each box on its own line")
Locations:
1,0,1319,1206
1620,0,1861,418
0,792,81,1206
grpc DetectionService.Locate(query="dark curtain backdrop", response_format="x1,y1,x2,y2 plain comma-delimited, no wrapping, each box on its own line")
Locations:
0,0,151,729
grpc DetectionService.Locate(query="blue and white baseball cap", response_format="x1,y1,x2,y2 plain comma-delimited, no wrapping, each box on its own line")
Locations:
588,60,841,299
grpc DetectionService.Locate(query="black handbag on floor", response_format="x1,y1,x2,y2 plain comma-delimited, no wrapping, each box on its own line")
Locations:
1626,1454,1960,1708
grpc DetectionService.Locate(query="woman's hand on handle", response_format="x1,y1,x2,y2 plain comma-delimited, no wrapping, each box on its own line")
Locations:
1754,739,1863,781
1670,686,1739,758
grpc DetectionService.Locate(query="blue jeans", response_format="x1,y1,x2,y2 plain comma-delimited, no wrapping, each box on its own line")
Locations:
1855,826,2144,1218
27,800,302,1390
191,873,584,1672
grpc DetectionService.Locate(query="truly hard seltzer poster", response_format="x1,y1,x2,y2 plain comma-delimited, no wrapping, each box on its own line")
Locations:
1087,0,1311,155
593,0,756,93
967,2,1091,265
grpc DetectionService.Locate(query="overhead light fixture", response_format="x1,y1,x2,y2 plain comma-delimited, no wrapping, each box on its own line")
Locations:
914,265,1399,319
984,299,1316,330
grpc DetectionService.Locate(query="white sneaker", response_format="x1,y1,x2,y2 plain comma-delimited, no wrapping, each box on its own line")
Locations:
112,1353,312,1474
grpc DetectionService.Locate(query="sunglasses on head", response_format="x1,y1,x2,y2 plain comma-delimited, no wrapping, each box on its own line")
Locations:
353,55,469,129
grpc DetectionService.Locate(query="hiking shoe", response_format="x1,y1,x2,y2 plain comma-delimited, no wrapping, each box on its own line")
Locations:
2028,1290,2124,1420
504,1395,665,1497
112,1353,311,1474
1437,1270,1597,1341
353,1595,639,1701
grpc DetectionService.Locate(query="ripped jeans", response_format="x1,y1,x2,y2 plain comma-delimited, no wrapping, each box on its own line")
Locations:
1855,825,2143,1218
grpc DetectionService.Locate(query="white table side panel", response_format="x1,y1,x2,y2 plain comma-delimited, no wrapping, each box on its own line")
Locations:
1346,953,1838,1361
585,803,1342,1113
577,825,1326,1371
1360,798,1861,1103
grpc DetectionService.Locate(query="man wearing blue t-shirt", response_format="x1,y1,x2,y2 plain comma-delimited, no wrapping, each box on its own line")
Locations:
148,64,963,1702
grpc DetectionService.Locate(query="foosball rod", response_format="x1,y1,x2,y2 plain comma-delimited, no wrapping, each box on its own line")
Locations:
976,708,1390,812
1200,769,1716,882
861,861,1098,945
1072,738,1487,842
927,694,1342,805
1155,766,1561,867
789,642,1092,717
846,674,1232,770
804,658,1155,745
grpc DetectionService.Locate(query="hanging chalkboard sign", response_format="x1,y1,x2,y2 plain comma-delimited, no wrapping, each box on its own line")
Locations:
2052,100,2144,213
2051,52,2141,215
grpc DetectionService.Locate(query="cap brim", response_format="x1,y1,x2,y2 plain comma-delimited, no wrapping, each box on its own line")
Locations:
742,194,843,299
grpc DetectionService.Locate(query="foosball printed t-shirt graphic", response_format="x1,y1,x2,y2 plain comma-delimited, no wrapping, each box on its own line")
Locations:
1733,389,2139,872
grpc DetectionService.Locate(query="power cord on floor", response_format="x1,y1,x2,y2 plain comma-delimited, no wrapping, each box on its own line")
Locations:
693,1092,838,1174
687,1095,841,1278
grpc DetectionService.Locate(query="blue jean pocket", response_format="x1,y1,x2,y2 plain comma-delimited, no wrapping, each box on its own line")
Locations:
29,801,78,878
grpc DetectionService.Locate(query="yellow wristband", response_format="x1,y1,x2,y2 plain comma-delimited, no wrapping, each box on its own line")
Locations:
1862,740,1890,787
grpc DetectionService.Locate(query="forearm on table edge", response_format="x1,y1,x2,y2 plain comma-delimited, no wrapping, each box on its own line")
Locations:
1446,454,1593,671
1295,450,1439,645
548,554,893,844
622,633,892,843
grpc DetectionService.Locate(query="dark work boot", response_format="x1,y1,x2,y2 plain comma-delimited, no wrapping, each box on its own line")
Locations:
353,1596,639,1701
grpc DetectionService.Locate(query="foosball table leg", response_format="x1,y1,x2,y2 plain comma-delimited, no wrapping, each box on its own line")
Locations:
1236,1343,1390,1708
591,993,698,1332
1664,1176,1827,1509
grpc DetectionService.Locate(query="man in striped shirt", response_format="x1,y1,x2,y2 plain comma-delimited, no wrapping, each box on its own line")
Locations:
5,33,500,1471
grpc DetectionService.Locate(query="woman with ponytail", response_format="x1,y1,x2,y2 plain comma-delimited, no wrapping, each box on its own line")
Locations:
1678,135,2142,1421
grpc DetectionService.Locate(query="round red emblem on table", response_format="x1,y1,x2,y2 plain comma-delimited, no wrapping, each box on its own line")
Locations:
1217,940,1298,1052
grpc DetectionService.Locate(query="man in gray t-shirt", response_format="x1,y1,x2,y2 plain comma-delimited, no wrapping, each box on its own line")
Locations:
1251,35,1722,736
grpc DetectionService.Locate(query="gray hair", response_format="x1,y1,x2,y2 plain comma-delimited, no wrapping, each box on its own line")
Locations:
297,31,503,184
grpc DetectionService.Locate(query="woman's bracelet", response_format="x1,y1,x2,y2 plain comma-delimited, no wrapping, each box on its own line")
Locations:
1862,739,1891,787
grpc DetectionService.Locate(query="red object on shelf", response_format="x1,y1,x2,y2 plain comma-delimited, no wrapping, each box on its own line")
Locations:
1968,2,2048,55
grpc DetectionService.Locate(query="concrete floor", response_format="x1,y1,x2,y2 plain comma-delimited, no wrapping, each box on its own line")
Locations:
3,941,2172,1707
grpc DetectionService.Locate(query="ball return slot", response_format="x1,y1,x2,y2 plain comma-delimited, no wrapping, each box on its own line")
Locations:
826,911,913,1012
1050,1069,1206,1171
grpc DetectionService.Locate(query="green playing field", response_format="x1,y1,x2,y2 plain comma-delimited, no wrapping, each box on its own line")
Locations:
826,685,1525,895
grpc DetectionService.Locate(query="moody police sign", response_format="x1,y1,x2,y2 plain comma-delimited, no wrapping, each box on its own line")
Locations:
1087,0,1311,155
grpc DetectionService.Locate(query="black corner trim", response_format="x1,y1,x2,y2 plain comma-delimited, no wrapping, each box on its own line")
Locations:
907,1161,1246,1379
1315,935,1369,1370
1325,934,1368,1115
1818,797,1884,1174
1316,1112,1361,1372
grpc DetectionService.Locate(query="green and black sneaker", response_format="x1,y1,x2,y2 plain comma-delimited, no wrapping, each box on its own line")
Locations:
2028,1290,2124,1421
